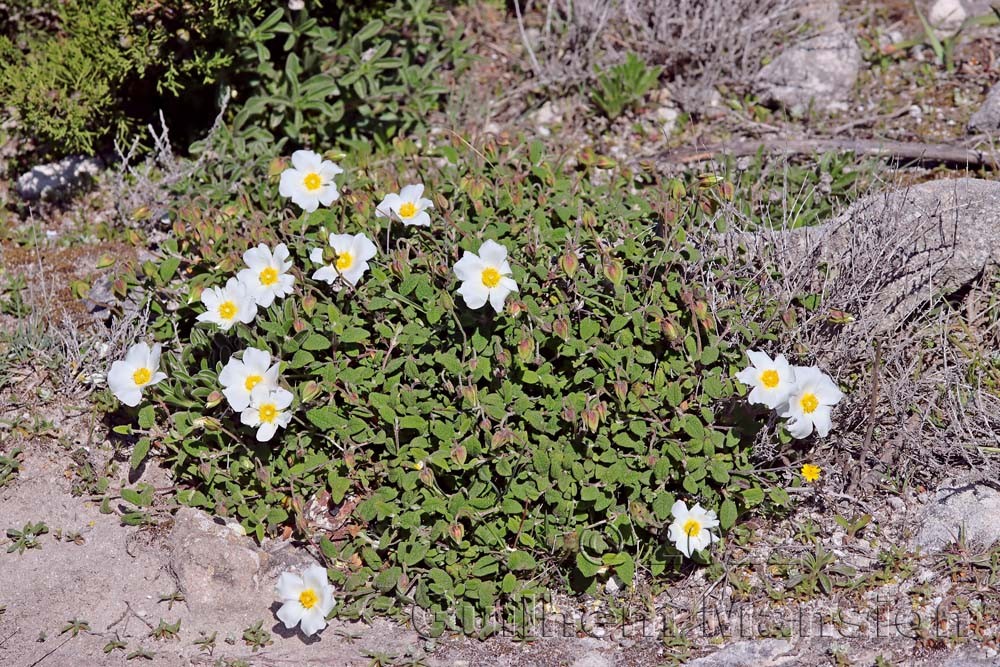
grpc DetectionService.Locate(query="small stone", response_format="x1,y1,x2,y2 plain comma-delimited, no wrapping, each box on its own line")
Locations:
685,639,794,666
914,481,1000,552
15,155,103,202
756,22,861,114
928,0,967,37
968,83,1000,133
571,654,613,667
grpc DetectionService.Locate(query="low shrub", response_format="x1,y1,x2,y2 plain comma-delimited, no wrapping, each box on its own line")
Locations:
112,135,797,630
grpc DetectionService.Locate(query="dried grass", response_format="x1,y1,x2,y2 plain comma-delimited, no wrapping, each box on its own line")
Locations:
695,171,1000,491
521,0,804,99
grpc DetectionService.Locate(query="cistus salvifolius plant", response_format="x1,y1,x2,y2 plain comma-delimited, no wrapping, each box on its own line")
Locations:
115,136,789,633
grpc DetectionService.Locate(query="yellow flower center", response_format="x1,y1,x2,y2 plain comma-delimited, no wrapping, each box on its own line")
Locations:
259,404,278,424
800,393,819,414
218,301,238,320
683,518,701,537
398,201,417,218
481,267,501,288
244,374,263,392
336,252,353,271
801,464,821,483
760,369,780,389
303,173,322,191
132,367,152,386
259,267,278,286
299,588,318,609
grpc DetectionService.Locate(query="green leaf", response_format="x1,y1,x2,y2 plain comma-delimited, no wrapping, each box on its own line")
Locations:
507,551,536,571
159,257,181,283
719,498,737,530
302,333,329,351
137,405,155,430
130,438,151,471
306,406,339,430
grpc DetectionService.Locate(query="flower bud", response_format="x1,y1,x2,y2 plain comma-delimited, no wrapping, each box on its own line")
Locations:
613,380,628,402
419,465,434,486
594,401,608,422
562,406,576,423
517,337,534,363
582,409,600,433
292,318,308,333
451,444,467,466
560,252,579,277
582,211,597,228
603,260,624,285
461,385,478,406
302,294,317,315
206,390,224,408
449,523,465,543
692,301,709,320
553,318,570,340
299,380,321,403
660,317,681,341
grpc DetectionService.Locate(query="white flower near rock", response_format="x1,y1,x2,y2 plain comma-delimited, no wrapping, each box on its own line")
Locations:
279,150,343,213
107,342,167,407
375,183,434,227
310,233,378,290
779,366,844,439
237,243,295,308
197,278,258,331
218,348,280,412
241,386,293,442
735,350,796,409
275,564,336,637
453,240,518,313
668,500,719,558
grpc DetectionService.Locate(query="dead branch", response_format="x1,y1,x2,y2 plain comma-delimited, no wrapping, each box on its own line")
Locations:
657,138,1000,169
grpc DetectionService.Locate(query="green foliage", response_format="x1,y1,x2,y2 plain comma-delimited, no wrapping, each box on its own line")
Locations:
125,132,794,628
6,521,48,554
590,53,662,120
231,0,466,147
0,0,464,160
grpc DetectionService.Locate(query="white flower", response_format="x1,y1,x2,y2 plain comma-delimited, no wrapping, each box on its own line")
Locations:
196,277,258,331
218,348,280,413
275,564,336,637
236,243,295,308
375,183,433,227
310,233,377,290
107,342,167,407
240,385,293,442
734,350,797,410
453,240,518,313
668,500,720,558
279,150,344,213
779,366,844,439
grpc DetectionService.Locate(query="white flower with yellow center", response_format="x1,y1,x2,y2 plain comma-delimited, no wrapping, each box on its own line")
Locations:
107,342,167,407
309,233,377,290
275,564,336,637
218,347,280,413
668,500,719,558
735,350,796,409
196,277,258,331
779,366,844,439
240,385,293,442
375,183,434,227
237,243,295,308
278,150,343,213
453,240,519,313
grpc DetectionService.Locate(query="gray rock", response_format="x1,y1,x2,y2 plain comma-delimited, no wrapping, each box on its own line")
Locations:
914,481,1000,552
756,22,861,114
685,639,795,666
16,155,103,201
969,83,1000,133
737,178,1000,335
571,653,614,667
167,507,314,629
929,0,968,36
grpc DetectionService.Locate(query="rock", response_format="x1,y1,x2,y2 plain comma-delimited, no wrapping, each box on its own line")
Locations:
167,507,313,629
685,639,795,666
969,83,1000,133
83,275,118,318
738,178,1000,335
756,22,861,114
928,0,968,37
16,155,103,202
571,653,614,667
913,481,1000,552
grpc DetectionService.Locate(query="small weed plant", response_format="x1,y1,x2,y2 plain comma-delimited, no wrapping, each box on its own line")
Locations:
590,52,662,120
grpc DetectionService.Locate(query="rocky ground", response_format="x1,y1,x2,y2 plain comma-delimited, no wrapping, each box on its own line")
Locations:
3,0,1000,665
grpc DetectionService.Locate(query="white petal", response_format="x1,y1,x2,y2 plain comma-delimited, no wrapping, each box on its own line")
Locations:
125,343,150,368
352,234,378,262
407,211,431,227
785,414,814,439
499,276,518,293
318,161,343,179
271,387,294,409
670,500,689,519
745,350,772,369
328,234,354,254
488,286,511,313
116,386,143,407
299,607,328,637
279,170,301,198
453,253,484,282
224,386,252,413
276,572,305,601
341,262,369,286
291,150,322,172
256,422,278,442
417,197,434,210
276,601,305,629
302,565,328,593
218,359,244,388
149,343,162,370
149,372,167,386
241,408,260,427
317,184,340,206
107,361,135,392
309,247,324,264
811,406,834,437
242,348,271,373
478,240,508,266
243,245,271,270
313,266,339,284
399,183,424,201
457,281,489,309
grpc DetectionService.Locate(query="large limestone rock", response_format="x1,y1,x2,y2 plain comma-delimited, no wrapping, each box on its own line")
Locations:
914,482,1000,552
969,83,1000,133
685,640,796,666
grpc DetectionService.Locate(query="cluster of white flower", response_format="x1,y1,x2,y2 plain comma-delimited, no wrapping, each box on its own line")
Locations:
735,350,845,439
